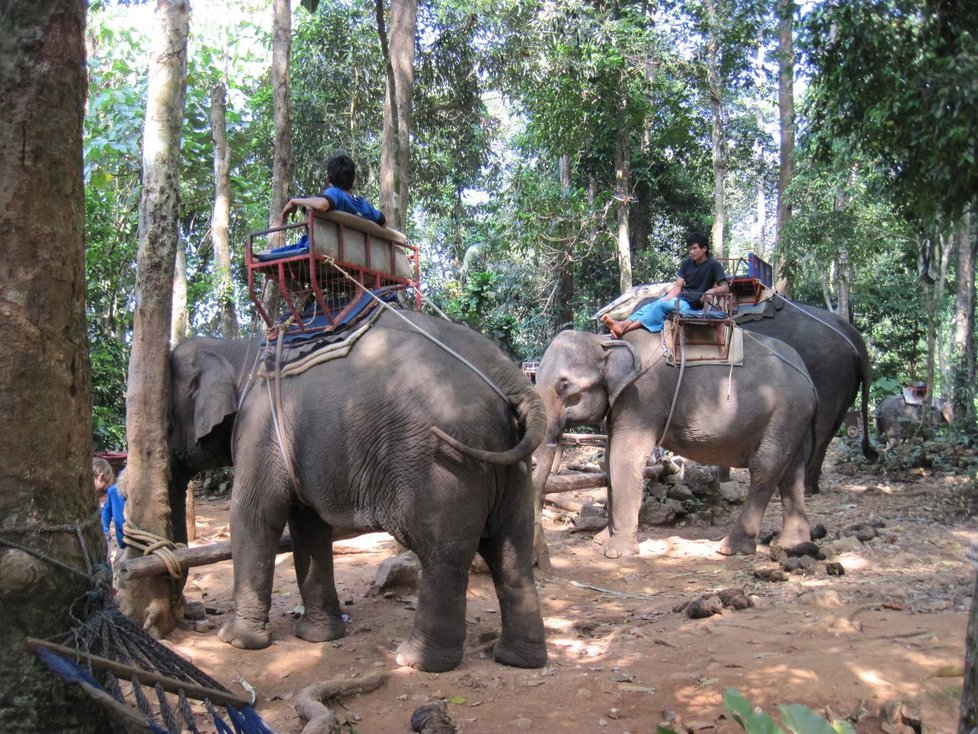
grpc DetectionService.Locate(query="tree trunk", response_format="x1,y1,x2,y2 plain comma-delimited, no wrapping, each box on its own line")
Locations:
960,554,978,733
556,154,576,330
119,0,190,638
774,0,795,295
834,190,850,321
379,0,416,232
629,175,651,259
754,43,767,255
615,129,633,294
171,240,188,344
706,0,725,259
211,81,238,338
0,2,109,729
268,0,293,237
952,213,976,431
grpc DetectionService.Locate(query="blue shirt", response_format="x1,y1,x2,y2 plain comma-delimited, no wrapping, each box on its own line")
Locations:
322,186,386,226
101,484,126,547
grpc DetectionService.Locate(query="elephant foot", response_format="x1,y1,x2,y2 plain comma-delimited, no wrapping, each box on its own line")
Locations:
803,484,821,496
395,631,462,673
293,612,346,643
592,527,611,547
602,534,639,559
717,534,757,556
492,637,548,669
778,525,813,551
218,616,272,650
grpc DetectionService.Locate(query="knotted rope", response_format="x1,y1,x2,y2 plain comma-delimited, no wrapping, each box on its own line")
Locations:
122,523,186,580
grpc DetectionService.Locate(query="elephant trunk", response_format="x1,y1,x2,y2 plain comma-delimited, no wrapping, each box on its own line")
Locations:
431,381,549,465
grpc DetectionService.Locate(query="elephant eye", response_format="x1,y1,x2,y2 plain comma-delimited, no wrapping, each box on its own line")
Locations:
555,376,570,395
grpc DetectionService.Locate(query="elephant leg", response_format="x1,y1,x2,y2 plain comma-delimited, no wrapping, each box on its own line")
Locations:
719,454,782,556
288,504,346,643
477,465,547,669
604,432,656,558
218,481,289,650
804,429,834,495
395,542,477,672
777,448,812,549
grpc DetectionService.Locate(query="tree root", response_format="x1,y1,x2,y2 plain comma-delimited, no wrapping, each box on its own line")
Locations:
296,670,389,734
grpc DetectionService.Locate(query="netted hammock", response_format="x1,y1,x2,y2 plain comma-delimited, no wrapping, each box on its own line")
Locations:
28,565,275,734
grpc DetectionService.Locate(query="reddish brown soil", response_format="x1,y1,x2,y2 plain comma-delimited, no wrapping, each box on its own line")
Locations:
169,449,977,733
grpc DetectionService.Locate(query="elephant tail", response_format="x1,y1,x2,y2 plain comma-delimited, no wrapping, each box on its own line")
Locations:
431,386,548,465
860,356,879,462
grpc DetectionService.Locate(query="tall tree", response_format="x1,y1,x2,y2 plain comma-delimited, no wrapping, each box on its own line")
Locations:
951,213,976,430
774,0,794,294
268,0,293,235
0,1,109,729
379,0,416,232
120,0,190,637
210,81,239,337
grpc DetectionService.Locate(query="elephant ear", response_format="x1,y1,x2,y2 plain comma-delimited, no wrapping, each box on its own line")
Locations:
192,350,240,445
601,339,642,407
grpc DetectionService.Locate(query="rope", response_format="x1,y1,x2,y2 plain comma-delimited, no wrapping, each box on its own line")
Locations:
122,523,186,580
771,293,862,358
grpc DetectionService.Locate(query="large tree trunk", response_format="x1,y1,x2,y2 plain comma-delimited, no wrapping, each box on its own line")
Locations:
555,154,576,330
706,0,725,259
774,0,795,295
268,0,293,235
960,551,978,733
0,2,109,729
211,81,239,338
615,129,633,294
119,0,190,638
754,43,767,255
379,0,416,232
171,240,188,343
951,213,976,431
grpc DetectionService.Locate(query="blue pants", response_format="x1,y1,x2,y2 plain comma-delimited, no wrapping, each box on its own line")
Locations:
629,297,691,333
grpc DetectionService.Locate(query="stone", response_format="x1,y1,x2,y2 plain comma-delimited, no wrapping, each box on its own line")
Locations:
183,601,206,620
665,484,694,502
367,552,420,595
684,461,719,498
639,498,684,526
718,481,744,504
580,501,606,518
571,515,608,533
855,525,879,542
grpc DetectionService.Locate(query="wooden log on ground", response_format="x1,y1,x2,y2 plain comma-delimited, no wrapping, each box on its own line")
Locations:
559,433,608,444
543,465,664,494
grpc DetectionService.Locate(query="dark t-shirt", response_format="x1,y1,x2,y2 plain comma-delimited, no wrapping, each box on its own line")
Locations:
676,256,728,308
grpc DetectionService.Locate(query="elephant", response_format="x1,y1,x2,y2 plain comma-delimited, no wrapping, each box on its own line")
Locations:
734,295,878,494
167,309,548,673
876,393,953,442
531,328,818,559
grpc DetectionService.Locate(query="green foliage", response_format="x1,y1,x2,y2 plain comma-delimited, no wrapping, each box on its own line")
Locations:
801,0,978,224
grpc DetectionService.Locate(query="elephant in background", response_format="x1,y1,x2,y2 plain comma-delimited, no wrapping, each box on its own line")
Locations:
532,329,817,559
168,309,548,673
876,393,953,442
736,295,878,494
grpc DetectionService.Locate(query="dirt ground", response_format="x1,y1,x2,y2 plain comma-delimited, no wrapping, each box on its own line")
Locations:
167,446,978,734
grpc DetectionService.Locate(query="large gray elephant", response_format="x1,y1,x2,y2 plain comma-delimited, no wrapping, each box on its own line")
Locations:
532,329,817,559
167,309,548,673
735,295,877,493
876,393,953,441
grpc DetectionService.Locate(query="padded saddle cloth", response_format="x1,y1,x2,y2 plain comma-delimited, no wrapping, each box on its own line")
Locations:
731,284,778,322
258,288,401,379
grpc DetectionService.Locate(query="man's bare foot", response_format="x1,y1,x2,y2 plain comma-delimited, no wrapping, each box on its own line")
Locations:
600,314,622,338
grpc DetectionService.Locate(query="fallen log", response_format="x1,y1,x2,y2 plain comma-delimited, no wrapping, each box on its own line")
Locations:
543,465,664,494
559,432,608,444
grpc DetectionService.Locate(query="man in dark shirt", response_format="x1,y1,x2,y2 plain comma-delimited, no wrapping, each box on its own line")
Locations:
601,231,729,337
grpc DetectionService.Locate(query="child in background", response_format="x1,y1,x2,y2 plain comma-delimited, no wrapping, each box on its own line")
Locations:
101,467,127,551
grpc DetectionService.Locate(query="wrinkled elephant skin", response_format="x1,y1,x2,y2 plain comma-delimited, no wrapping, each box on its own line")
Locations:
532,329,817,559
168,311,548,673
736,298,877,494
